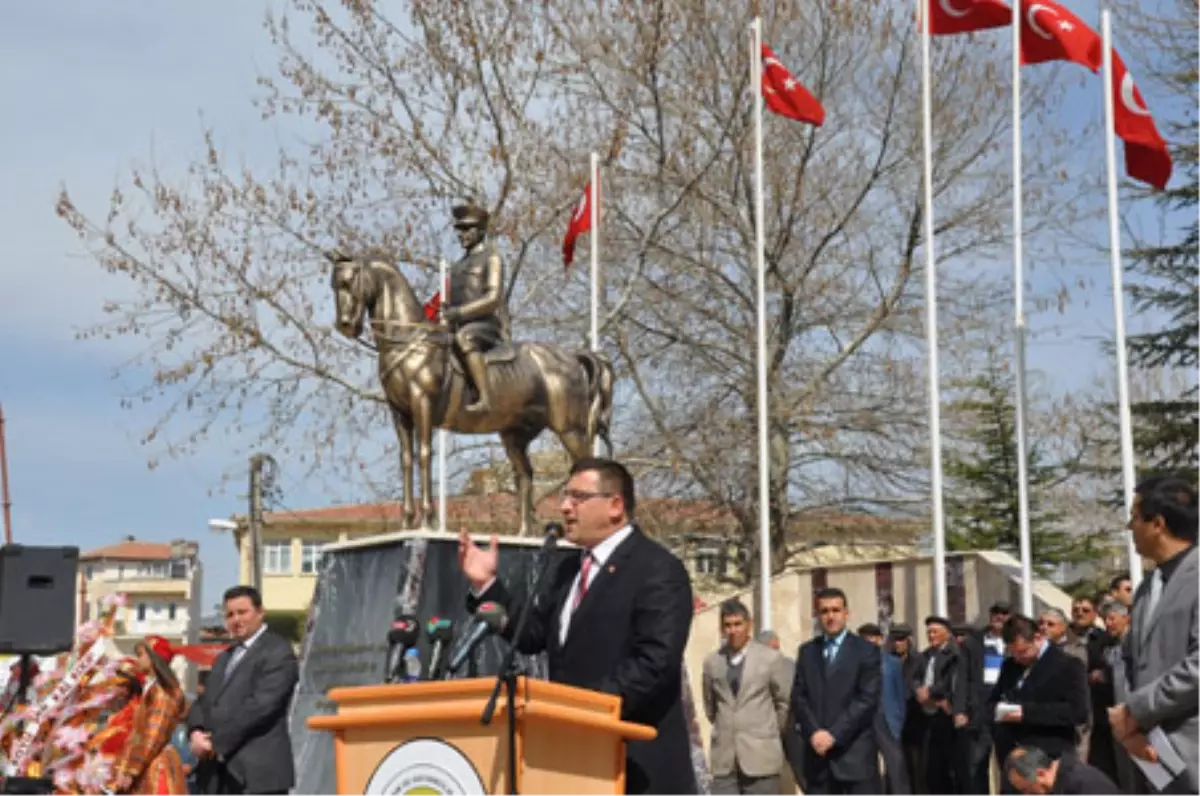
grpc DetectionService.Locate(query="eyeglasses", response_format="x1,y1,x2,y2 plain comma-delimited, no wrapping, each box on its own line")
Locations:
560,489,615,504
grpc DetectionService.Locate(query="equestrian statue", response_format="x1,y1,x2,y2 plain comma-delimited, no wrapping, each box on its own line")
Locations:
329,203,614,535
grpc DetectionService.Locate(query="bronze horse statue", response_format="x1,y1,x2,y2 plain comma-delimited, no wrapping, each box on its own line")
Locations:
329,253,614,534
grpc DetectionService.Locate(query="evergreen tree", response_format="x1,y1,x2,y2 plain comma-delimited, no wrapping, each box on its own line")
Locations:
1119,0,1198,484
944,360,1098,577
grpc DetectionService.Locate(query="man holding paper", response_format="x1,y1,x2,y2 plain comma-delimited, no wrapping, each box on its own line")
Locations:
1109,475,1198,793
986,615,1089,770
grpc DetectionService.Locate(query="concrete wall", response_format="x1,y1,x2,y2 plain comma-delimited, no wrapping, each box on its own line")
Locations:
685,550,1073,752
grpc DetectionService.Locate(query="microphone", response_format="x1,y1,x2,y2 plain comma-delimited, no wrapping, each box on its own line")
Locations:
543,522,564,543
384,606,420,685
447,602,509,675
424,617,455,681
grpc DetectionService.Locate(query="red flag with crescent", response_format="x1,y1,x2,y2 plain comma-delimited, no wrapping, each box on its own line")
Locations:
1019,0,1101,72
924,0,1011,35
1110,52,1171,190
760,44,825,126
562,178,596,270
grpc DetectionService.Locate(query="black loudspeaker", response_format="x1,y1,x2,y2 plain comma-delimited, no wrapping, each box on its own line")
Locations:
1,777,55,794
0,545,79,654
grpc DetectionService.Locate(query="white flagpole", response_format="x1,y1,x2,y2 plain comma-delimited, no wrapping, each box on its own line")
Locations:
589,151,600,353
1013,0,1034,616
750,17,772,627
1101,9,1143,588
920,1,948,616
438,258,448,534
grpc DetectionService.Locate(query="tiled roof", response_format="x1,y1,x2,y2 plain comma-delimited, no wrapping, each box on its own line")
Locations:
80,541,174,562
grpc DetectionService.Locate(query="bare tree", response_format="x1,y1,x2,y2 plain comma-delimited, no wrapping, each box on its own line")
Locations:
57,0,1090,579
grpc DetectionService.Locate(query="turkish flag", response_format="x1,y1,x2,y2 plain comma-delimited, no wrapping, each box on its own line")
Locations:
562,178,596,270
423,276,449,321
423,290,441,321
924,0,1011,35
761,44,824,126
1110,53,1172,190
1019,0,1100,72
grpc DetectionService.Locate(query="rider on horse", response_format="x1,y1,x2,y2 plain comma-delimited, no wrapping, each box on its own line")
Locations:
442,203,510,413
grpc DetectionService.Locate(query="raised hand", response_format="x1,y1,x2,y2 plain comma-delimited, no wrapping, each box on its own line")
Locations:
458,529,499,591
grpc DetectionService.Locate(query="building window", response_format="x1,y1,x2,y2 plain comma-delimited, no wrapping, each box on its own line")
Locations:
85,565,94,581
170,560,187,579
137,603,147,621
300,541,325,575
947,557,966,624
117,564,125,580
693,545,724,577
263,542,293,575
137,562,169,578
82,602,91,622
168,603,177,620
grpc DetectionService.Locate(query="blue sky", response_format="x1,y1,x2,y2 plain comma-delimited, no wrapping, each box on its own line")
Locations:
0,1,1188,607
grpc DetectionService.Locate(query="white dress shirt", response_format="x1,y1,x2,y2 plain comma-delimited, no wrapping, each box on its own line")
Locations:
558,524,634,645
226,622,268,677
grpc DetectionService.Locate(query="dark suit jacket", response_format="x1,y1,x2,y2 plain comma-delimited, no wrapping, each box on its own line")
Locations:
911,642,968,719
791,632,881,783
1053,755,1120,794
470,526,696,795
187,628,299,794
986,643,1089,764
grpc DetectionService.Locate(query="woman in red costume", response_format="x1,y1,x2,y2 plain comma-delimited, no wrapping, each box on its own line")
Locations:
109,636,189,795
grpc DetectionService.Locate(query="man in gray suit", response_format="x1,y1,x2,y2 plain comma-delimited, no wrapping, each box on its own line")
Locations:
1109,475,1197,794
703,599,792,794
188,585,300,794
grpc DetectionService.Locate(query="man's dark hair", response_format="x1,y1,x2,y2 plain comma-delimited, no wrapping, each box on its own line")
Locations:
1135,475,1199,543
857,623,882,637
223,585,263,609
1072,595,1094,609
569,457,636,515
815,587,847,607
1001,614,1039,644
719,598,751,621
1004,746,1054,783
1110,572,1131,591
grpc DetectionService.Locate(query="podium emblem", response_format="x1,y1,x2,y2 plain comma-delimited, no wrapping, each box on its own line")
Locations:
365,738,486,795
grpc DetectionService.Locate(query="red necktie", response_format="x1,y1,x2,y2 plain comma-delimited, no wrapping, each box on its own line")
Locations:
572,554,594,612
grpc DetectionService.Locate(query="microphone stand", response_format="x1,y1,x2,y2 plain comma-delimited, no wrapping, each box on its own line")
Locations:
481,531,558,796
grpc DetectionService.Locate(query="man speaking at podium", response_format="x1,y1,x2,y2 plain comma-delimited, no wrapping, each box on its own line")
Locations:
459,458,698,794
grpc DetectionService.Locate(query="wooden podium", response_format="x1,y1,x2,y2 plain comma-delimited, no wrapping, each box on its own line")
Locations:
308,677,657,794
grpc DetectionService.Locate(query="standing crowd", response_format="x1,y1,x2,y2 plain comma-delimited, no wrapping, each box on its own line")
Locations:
702,475,1197,795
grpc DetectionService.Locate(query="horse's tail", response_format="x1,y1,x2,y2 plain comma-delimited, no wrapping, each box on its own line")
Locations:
577,350,615,456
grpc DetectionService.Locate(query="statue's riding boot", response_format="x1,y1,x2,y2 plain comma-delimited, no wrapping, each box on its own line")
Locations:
464,351,492,412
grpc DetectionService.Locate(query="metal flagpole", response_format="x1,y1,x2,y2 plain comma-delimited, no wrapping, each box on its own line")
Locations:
1013,0,1034,615
589,151,600,353
920,1,948,616
438,258,448,534
1101,9,1143,588
750,17,772,626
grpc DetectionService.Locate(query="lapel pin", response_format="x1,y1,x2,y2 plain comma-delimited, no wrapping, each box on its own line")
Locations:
607,564,616,574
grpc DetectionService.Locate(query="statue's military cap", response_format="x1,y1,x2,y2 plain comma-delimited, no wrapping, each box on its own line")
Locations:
452,203,489,230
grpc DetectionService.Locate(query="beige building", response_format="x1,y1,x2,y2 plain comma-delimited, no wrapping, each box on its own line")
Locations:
78,537,202,657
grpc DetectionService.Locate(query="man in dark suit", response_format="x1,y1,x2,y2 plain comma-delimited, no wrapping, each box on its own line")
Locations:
954,622,991,795
914,616,968,795
889,623,925,793
1004,746,1119,795
987,614,1090,772
187,585,299,795
791,587,881,794
458,458,696,794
